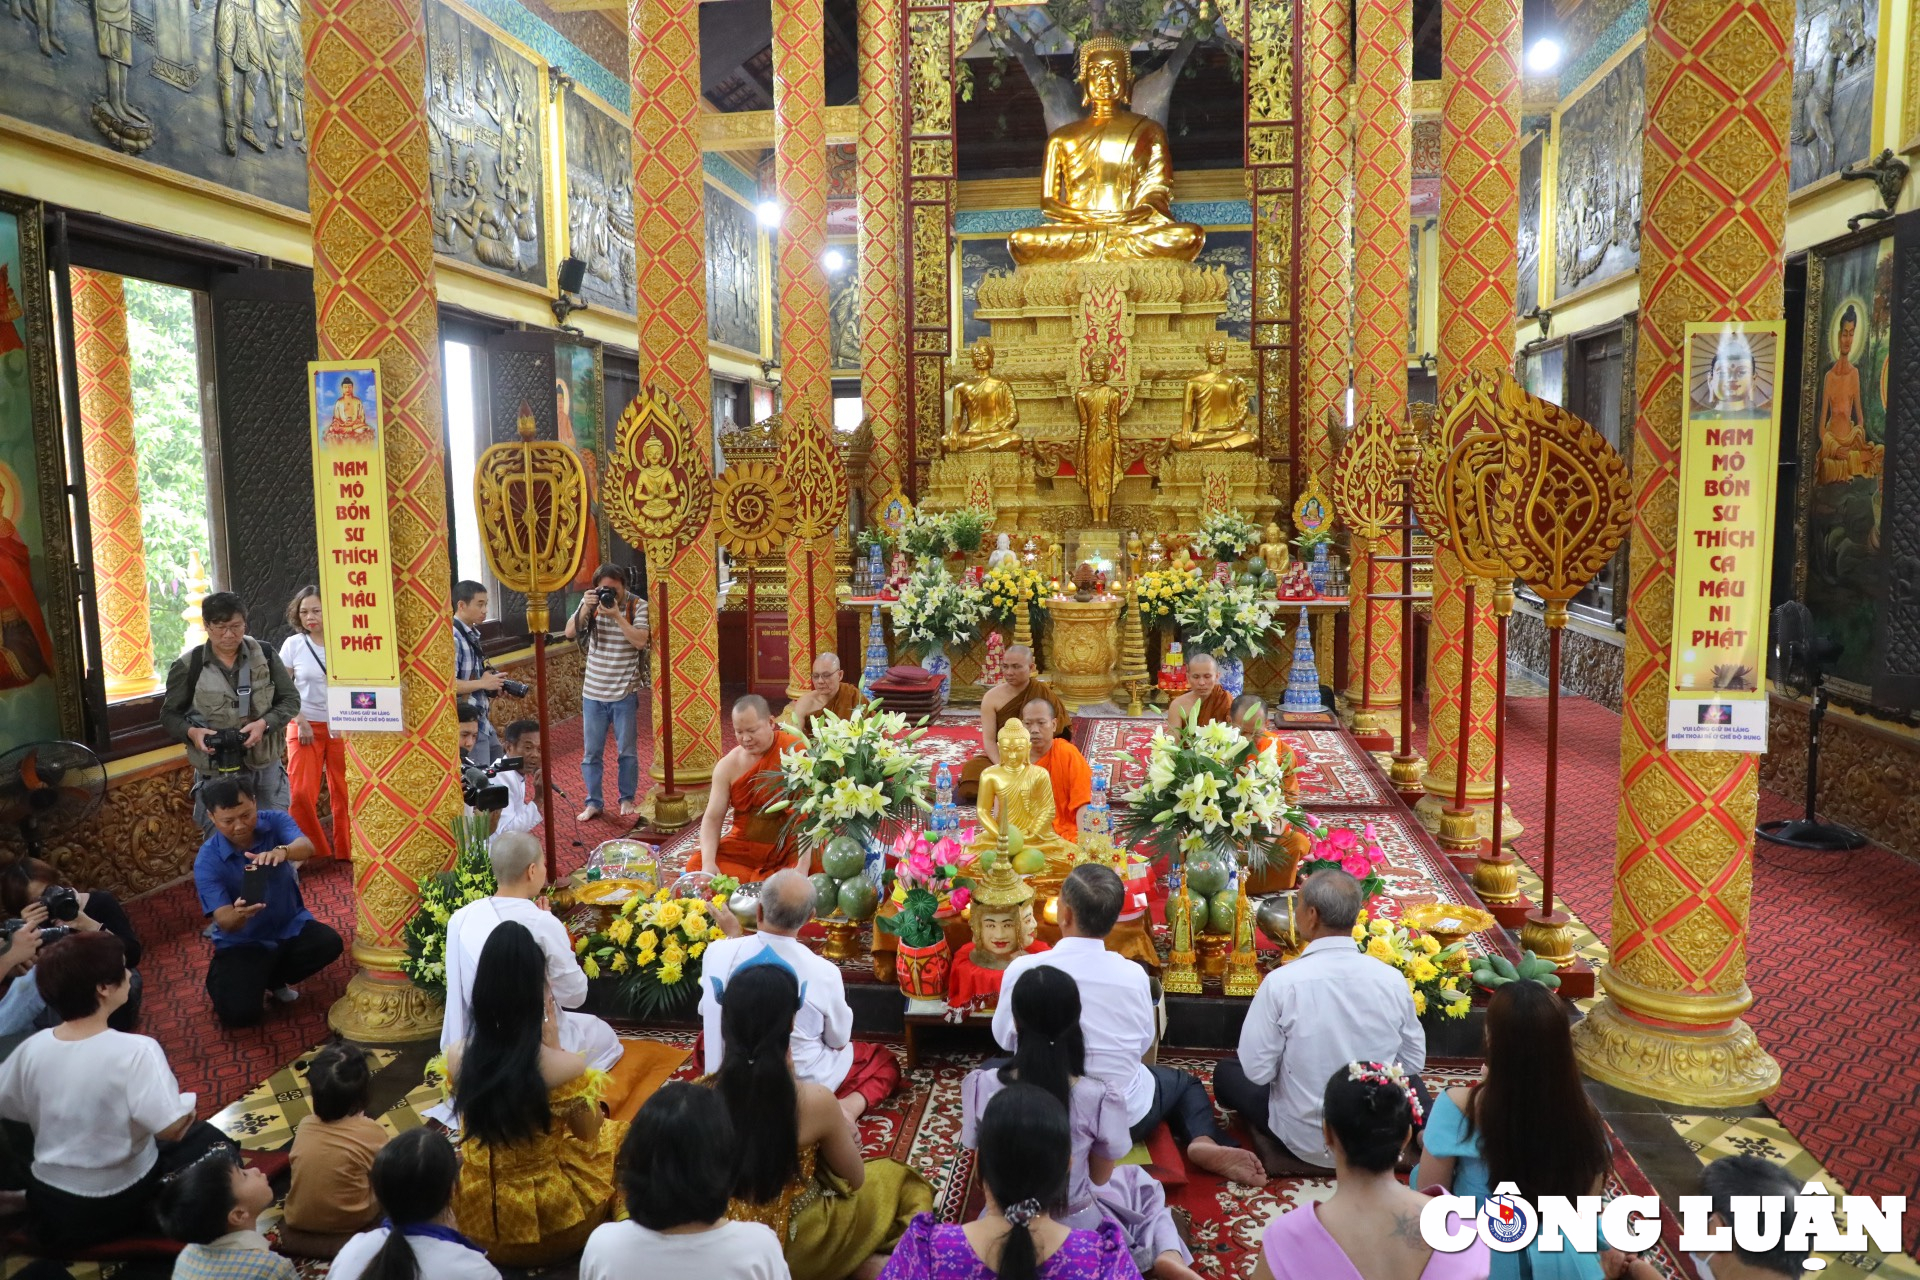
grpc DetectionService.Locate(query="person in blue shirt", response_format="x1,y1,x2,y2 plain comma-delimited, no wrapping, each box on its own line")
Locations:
194,776,344,1027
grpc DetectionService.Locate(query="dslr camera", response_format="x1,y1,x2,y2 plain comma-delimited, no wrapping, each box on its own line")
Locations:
595,585,619,609
1,916,74,949
461,754,525,813
483,661,530,700
38,884,79,923
188,712,250,772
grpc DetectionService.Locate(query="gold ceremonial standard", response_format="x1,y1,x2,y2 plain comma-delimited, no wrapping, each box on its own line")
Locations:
474,404,590,632
1007,33,1205,265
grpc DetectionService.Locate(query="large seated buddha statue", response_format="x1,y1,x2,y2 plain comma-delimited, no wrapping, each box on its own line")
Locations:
968,718,1076,879
1007,33,1205,266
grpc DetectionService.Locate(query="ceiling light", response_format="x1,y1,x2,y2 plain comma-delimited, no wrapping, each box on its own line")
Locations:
1526,38,1562,72
756,201,783,229
823,248,848,272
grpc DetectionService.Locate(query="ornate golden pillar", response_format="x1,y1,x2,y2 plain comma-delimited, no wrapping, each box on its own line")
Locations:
1345,0,1412,747
632,0,722,789
774,0,842,689
1419,0,1517,839
856,0,906,510
70,268,158,697
1245,0,1303,504
1571,0,1789,1104
1301,0,1352,498
304,0,461,1039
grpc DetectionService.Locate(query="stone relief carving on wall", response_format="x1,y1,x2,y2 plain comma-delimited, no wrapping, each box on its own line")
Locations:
563,88,635,314
1554,45,1644,299
705,182,762,356
1790,0,1878,190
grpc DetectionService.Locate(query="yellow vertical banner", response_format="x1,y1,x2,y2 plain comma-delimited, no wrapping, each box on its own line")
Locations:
308,360,404,730
1665,320,1785,751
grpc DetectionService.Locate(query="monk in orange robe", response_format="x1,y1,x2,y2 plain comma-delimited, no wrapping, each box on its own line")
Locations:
699,695,806,881
1021,697,1092,845
958,644,1071,802
779,651,868,741
1164,652,1232,731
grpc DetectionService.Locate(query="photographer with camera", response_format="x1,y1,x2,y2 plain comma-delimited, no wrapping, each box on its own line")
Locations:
192,777,344,1028
161,593,302,834
453,581,510,765
563,564,649,822
0,904,50,1043
2,859,142,1031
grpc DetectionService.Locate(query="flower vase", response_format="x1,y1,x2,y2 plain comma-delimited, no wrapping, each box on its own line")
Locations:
1310,543,1330,595
896,937,951,1000
1217,654,1245,696
922,642,952,701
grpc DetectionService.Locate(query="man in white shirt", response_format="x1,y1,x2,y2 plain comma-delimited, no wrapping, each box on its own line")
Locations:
993,864,1265,1186
1213,868,1428,1176
442,832,620,1071
704,869,900,1124
492,719,544,838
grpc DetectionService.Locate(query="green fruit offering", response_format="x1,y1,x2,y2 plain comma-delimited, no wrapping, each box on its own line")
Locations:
1011,846,1047,875
820,836,867,881
1208,889,1239,935
1185,857,1231,897
1163,885,1210,926
809,872,843,912
836,878,879,922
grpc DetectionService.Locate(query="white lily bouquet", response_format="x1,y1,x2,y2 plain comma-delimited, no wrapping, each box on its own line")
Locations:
893,562,989,659
767,700,934,851
1116,704,1313,871
1173,578,1281,662
1192,508,1261,562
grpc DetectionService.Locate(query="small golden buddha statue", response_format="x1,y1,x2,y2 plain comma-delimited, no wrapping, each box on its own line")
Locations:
635,437,681,519
1174,338,1257,452
944,339,1022,454
946,849,1047,1014
1008,33,1205,265
969,719,1075,876
1258,522,1291,577
1075,348,1124,527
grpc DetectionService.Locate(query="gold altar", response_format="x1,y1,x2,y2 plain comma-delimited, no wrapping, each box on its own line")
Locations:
1047,596,1124,709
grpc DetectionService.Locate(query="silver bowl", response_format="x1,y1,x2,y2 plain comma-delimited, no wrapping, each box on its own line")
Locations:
1255,891,1302,952
727,881,763,930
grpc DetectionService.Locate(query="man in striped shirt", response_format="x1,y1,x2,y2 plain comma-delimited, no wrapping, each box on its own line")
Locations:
564,564,650,821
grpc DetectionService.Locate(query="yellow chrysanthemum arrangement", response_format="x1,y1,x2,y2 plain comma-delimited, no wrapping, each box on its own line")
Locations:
1350,909,1472,1020
980,561,1050,627
574,883,723,1018
1134,567,1201,627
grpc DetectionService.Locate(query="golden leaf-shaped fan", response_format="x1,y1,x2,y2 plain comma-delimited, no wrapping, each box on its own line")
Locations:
605,383,714,556
1409,401,1451,551
474,404,590,632
1492,379,1631,625
713,461,797,560
1438,371,1522,609
1334,405,1398,543
778,405,849,540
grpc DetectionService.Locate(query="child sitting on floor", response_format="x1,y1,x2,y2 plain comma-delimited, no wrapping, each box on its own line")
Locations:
282,1043,390,1254
159,1149,291,1280
329,1128,501,1280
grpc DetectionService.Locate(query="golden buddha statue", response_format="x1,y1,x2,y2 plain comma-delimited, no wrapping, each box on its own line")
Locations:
1007,33,1205,265
1075,348,1124,527
1174,338,1257,452
1258,522,1291,577
969,719,1075,877
944,339,1022,453
635,437,681,519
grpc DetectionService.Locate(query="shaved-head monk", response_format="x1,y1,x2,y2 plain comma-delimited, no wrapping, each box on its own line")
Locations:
958,644,1071,802
700,694,807,881
1164,652,1232,732
1022,697,1093,844
780,651,868,741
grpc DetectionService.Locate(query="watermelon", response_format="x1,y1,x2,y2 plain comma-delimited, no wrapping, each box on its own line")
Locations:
820,836,867,880
1185,856,1231,897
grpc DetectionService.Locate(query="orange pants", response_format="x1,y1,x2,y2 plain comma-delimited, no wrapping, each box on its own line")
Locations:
286,720,350,860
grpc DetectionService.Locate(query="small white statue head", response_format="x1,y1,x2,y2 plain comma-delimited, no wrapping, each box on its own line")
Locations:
996,533,1011,552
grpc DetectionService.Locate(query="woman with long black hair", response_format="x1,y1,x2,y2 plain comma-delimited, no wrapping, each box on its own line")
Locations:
326,1128,499,1280
960,967,1198,1280
713,963,929,1280
443,921,623,1266
882,1083,1133,1280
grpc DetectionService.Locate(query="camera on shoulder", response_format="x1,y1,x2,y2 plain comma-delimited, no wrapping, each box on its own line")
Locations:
461,754,526,812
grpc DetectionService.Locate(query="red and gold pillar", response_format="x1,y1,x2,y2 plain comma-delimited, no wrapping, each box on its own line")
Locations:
1571,0,1789,1104
71,268,159,697
774,0,842,689
632,0,722,787
1420,0,1517,839
304,0,462,1039
1346,0,1412,749
1245,0,1303,500
1301,0,1352,497
856,0,906,511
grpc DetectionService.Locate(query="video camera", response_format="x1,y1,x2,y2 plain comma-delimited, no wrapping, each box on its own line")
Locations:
461,755,525,813
1,916,74,949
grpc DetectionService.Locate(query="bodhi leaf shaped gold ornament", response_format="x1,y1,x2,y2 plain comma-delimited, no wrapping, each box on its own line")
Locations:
1438,370,1524,615
1334,404,1398,547
1492,378,1631,626
714,461,797,561
778,405,849,541
605,384,714,558
1409,400,1453,552
475,402,589,631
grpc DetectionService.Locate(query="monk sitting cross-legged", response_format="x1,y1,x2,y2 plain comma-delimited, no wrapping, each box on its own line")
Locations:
958,644,1070,803
1023,696,1092,845
1164,651,1232,732
700,695,807,882
779,651,867,742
